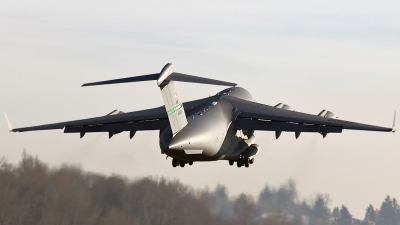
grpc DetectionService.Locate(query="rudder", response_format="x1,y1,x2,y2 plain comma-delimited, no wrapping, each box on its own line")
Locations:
158,64,188,136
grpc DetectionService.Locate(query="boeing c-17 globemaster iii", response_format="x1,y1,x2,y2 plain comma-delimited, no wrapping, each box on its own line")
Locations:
4,64,396,168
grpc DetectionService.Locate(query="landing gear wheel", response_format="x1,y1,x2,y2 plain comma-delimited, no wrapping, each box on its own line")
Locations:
189,161,193,165
250,158,254,164
237,159,243,168
179,161,185,167
172,158,178,167
229,160,234,166
244,157,249,168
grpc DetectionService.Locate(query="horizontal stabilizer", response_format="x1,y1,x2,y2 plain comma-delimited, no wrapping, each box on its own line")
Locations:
166,73,236,86
82,63,236,87
82,73,160,87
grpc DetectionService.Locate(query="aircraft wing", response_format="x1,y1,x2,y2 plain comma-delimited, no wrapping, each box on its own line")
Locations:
9,98,210,137
230,97,395,135
10,106,168,135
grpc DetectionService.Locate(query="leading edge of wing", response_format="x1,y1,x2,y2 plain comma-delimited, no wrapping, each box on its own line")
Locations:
9,96,213,133
230,97,393,132
10,106,168,132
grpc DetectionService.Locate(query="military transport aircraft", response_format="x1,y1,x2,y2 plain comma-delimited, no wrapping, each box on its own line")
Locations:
5,63,396,168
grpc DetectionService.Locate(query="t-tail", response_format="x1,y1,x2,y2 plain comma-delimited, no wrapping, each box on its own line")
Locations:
82,63,236,136
158,64,187,136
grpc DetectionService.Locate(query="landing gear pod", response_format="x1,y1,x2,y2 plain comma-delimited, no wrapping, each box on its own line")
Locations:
242,144,259,159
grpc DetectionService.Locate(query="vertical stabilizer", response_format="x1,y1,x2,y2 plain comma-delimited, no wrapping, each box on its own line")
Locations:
158,64,188,136
4,112,13,132
392,111,396,133
80,62,235,135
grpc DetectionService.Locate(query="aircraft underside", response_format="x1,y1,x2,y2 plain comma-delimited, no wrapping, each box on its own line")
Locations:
158,90,260,168
162,125,260,168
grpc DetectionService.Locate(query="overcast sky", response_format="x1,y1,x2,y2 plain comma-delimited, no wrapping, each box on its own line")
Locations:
1,0,399,218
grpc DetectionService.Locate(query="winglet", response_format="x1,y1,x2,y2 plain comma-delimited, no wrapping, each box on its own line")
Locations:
392,111,396,133
3,112,13,132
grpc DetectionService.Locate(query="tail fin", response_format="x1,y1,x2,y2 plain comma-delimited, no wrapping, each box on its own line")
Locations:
158,64,187,135
392,111,396,133
4,112,13,132
82,63,235,135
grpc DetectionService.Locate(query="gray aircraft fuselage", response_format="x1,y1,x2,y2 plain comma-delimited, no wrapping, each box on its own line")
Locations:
160,86,255,161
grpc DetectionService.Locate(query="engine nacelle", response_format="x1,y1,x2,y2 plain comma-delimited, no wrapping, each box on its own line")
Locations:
318,109,335,118
106,109,125,116
317,110,336,138
106,110,125,139
242,144,259,159
274,103,292,111
273,103,292,139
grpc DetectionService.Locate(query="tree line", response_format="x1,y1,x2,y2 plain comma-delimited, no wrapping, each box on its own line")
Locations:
0,151,398,225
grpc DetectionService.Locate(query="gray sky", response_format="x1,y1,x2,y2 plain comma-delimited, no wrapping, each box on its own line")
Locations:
1,0,399,218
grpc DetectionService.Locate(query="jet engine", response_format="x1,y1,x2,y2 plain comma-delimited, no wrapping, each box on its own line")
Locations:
273,104,292,139
318,109,335,118
274,103,292,110
106,110,125,138
318,110,336,138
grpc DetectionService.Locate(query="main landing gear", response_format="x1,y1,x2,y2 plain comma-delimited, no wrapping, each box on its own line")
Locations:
172,158,193,168
229,156,254,168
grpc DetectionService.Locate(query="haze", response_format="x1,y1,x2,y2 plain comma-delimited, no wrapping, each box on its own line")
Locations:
1,0,399,218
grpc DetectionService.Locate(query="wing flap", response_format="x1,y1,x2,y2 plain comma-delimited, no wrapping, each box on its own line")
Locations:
235,118,342,133
63,119,169,133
